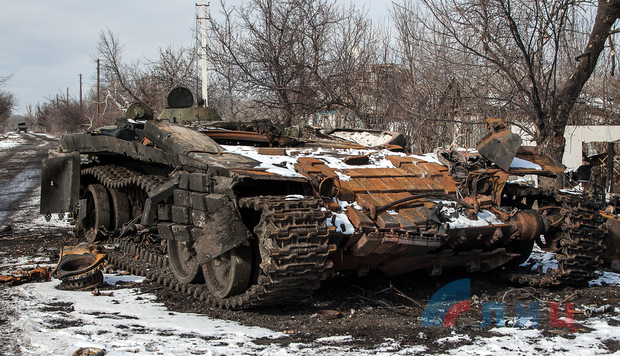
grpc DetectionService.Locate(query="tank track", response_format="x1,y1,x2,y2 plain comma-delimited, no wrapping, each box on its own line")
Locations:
106,196,335,309
81,165,169,193
503,186,607,287
83,164,336,309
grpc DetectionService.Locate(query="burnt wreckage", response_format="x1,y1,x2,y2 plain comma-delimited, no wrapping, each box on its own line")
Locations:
41,87,620,308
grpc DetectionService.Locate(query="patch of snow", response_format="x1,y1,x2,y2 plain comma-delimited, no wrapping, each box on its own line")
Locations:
104,274,146,286
4,279,284,356
316,335,353,343
521,245,558,272
329,131,396,147
443,206,505,229
0,132,26,151
221,145,445,179
221,145,304,178
327,212,356,234
7,186,72,234
435,333,471,345
31,132,59,140
510,157,542,170
440,318,620,356
589,270,620,286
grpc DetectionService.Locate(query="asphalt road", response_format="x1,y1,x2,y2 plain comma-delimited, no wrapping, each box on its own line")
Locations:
0,133,57,226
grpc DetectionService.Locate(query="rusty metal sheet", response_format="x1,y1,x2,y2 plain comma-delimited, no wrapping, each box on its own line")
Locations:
231,169,277,177
372,235,400,254
393,168,415,177
354,177,381,193
298,157,323,166
352,168,382,177
399,208,428,226
294,163,321,176
367,193,392,206
343,155,370,165
316,165,339,178
511,150,565,175
477,128,522,172
350,232,382,256
421,178,445,193
343,169,365,178
377,212,401,229
341,179,366,194
384,192,416,207
257,148,288,156
386,155,408,167
434,176,458,195
0,267,52,286
406,177,433,193
381,177,407,192
393,214,418,231
346,206,374,229
337,183,356,201
386,155,426,168
399,163,426,177
367,178,392,192
394,177,420,193
357,194,382,210
417,162,446,177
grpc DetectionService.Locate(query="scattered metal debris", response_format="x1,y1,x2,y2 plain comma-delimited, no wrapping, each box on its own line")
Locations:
317,310,342,320
72,347,106,356
52,242,107,291
0,266,52,286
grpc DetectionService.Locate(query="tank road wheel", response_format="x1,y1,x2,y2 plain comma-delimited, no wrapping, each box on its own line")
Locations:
168,240,204,284
108,188,130,231
83,184,111,243
203,242,252,299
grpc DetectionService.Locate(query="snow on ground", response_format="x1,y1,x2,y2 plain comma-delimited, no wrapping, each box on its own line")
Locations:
0,132,26,151
3,248,620,356
8,185,72,234
2,276,426,356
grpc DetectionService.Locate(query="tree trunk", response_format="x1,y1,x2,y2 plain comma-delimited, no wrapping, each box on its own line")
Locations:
546,0,620,164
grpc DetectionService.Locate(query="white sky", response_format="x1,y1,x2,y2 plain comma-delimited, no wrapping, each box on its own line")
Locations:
0,1,392,115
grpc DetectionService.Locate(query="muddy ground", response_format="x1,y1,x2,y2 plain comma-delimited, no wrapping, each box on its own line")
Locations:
2,133,620,354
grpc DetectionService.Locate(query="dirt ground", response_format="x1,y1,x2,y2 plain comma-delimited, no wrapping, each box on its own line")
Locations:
2,227,620,353
1,133,620,353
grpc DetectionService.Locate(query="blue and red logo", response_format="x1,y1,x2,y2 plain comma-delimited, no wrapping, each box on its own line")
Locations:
422,278,575,330
422,278,471,327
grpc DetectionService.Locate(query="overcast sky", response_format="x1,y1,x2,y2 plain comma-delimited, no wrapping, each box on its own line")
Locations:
0,1,391,116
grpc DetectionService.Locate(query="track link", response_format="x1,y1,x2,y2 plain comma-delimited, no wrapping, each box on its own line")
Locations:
503,186,608,287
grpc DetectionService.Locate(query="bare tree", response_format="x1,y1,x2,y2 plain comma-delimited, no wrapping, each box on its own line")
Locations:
95,29,201,124
206,0,381,126
34,92,89,134
392,0,620,162
0,73,16,129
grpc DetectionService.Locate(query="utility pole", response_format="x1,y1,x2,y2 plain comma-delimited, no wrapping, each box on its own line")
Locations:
196,1,210,106
66,87,69,106
96,59,100,118
79,74,83,109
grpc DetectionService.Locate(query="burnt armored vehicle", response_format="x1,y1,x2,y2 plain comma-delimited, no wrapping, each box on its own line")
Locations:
41,88,619,308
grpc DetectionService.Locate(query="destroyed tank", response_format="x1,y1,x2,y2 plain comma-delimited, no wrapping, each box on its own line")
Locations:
40,87,620,308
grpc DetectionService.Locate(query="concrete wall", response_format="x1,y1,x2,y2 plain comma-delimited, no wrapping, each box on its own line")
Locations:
563,126,620,170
